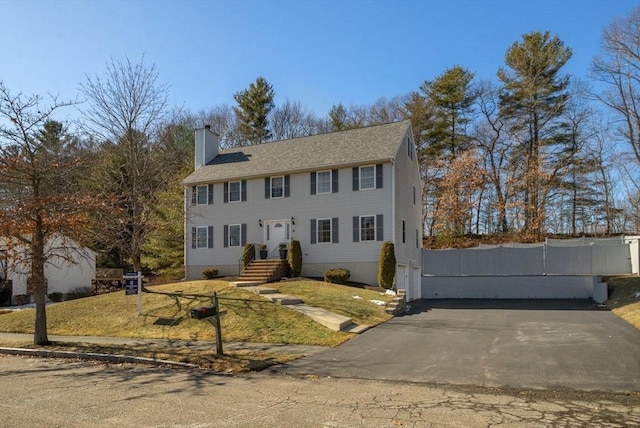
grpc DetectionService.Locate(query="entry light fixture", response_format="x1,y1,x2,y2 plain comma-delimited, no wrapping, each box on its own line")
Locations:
290,217,295,225
258,219,263,227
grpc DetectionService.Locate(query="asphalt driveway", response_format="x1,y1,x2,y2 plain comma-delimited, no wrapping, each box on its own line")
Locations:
276,299,640,392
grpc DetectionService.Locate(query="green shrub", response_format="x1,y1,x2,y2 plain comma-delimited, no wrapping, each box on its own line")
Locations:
48,292,64,302
377,241,396,289
324,268,350,285
242,243,255,267
288,240,303,277
201,268,219,279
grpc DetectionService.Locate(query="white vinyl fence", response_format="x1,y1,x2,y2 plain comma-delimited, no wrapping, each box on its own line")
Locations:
420,236,639,302
422,237,638,277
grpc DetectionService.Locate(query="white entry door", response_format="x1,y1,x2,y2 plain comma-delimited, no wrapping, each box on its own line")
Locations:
265,220,290,255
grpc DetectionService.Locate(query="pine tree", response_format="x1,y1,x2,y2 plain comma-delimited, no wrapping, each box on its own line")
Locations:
233,77,275,145
498,31,572,237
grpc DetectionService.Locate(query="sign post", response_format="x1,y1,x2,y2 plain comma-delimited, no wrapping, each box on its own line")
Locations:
124,272,143,315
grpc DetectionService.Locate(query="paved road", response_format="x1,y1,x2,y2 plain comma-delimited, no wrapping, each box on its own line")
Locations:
275,299,640,392
1,355,638,427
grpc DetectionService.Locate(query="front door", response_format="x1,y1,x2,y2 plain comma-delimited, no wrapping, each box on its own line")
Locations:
265,220,290,256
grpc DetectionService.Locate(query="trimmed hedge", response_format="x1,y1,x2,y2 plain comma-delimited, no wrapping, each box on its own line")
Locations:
201,268,219,279
324,268,350,285
377,241,396,289
288,240,303,277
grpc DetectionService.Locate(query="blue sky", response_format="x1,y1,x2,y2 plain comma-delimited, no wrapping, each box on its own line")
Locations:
0,0,637,121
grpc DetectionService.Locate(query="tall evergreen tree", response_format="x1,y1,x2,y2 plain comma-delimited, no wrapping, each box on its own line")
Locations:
421,65,478,158
233,77,275,145
498,31,573,237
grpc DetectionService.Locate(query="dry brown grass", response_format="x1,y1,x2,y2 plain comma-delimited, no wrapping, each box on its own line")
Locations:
0,340,301,372
606,276,640,329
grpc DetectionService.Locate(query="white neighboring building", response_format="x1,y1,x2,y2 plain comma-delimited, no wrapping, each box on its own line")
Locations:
1,234,96,304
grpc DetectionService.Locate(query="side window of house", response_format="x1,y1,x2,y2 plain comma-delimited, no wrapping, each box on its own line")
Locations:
352,215,383,242
407,137,414,160
317,171,331,194
310,218,339,244
352,164,383,191
402,220,406,243
224,180,247,203
191,226,213,249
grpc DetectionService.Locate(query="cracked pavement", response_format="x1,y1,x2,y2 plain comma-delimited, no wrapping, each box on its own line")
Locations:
1,356,638,427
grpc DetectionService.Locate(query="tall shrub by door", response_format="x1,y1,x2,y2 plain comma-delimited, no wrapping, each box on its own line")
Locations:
378,241,396,289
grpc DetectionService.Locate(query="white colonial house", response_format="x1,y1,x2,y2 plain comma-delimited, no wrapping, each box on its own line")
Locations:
183,120,423,299
0,234,96,305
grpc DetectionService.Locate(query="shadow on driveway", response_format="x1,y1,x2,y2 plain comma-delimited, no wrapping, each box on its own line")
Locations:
275,299,639,392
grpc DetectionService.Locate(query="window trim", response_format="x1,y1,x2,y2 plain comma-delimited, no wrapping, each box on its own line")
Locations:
270,175,284,199
228,224,241,247
228,180,241,203
196,226,208,248
196,185,208,205
359,165,376,191
316,170,332,194
360,215,376,241
316,218,332,244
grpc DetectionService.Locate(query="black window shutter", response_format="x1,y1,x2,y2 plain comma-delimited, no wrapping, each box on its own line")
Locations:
191,187,196,205
352,216,359,242
241,223,247,246
223,225,229,247
241,180,247,201
332,169,338,193
376,214,384,241
208,184,214,204
310,219,316,244
191,227,196,249
310,172,316,195
223,182,229,203
332,217,339,243
352,167,359,191
208,226,214,248
264,177,270,199
284,175,290,197
376,164,383,189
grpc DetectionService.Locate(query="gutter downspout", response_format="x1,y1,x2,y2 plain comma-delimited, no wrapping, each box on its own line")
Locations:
183,187,188,279
391,158,396,245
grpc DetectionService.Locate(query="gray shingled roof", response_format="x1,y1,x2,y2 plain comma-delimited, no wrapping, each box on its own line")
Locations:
183,120,411,185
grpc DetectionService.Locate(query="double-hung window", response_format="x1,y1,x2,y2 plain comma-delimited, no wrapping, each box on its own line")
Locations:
317,218,331,243
317,171,331,194
228,224,241,247
360,215,376,241
228,181,241,202
196,185,208,204
271,176,284,198
359,166,375,190
196,227,208,248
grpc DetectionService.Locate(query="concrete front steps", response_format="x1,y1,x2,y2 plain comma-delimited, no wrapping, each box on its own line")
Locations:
228,281,369,333
385,289,407,315
236,259,288,283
